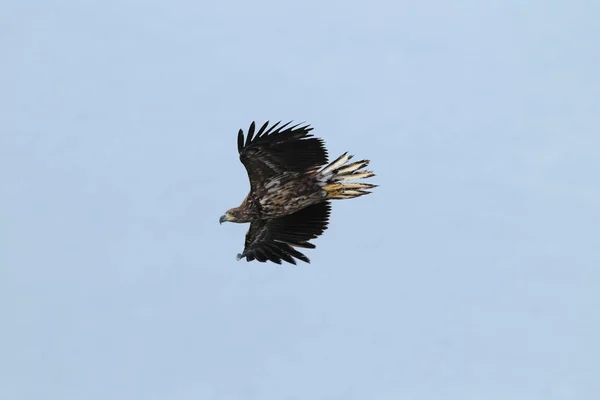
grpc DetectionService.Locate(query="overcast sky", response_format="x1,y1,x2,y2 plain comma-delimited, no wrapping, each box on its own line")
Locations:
2,1,599,399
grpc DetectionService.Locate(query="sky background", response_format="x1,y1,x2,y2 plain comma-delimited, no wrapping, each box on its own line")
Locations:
2,0,599,399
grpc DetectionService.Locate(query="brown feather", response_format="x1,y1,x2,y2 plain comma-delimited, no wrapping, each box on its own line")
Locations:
238,202,331,264
238,121,328,190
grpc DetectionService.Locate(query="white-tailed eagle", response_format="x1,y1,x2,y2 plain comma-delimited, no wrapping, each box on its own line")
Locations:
220,121,376,264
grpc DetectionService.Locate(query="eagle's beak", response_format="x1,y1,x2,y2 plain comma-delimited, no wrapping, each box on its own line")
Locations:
219,213,230,224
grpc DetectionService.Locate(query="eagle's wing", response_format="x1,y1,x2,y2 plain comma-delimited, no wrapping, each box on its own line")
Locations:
237,121,329,189
237,202,331,264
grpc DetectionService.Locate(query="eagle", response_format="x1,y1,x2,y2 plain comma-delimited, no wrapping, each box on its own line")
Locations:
220,121,376,264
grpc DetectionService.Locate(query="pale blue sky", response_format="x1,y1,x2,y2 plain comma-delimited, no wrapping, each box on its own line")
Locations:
2,1,599,399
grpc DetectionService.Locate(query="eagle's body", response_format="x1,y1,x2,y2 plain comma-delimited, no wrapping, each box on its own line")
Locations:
240,171,324,220
220,121,376,264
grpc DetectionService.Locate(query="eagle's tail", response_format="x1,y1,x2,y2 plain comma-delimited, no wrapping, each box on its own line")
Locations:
318,152,377,199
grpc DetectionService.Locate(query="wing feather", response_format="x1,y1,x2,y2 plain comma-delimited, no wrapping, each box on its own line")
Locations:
237,121,329,189
255,120,270,140
238,202,331,264
237,129,244,153
245,121,256,146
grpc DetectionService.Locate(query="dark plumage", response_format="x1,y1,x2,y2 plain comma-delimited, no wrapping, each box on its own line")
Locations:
220,121,376,264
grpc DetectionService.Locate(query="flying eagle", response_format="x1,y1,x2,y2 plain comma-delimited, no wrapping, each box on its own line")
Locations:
220,121,376,264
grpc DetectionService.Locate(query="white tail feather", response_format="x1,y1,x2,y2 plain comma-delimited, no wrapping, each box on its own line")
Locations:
318,152,377,200
335,160,369,175
336,171,374,180
320,152,352,176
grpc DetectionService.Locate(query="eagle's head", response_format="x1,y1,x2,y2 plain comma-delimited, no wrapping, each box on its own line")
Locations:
219,208,245,224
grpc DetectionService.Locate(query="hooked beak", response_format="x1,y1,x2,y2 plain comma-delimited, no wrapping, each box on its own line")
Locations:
219,214,229,224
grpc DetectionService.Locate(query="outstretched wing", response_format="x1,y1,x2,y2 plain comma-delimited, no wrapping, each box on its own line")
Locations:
237,202,331,264
237,121,329,189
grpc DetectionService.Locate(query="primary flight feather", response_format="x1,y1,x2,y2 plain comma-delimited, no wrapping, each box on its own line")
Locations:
220,121,377,264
